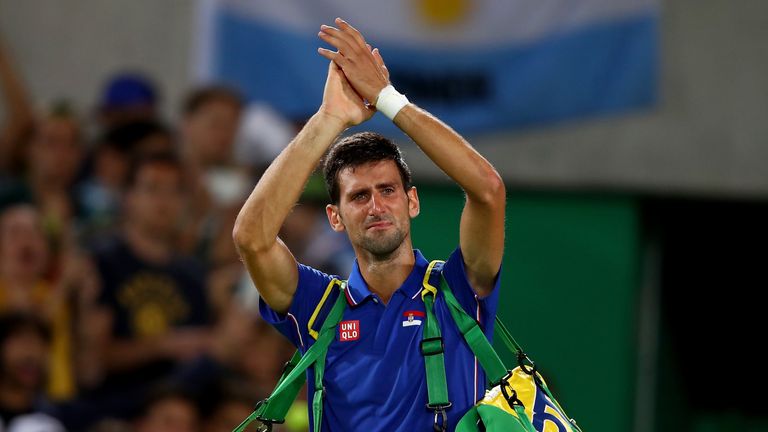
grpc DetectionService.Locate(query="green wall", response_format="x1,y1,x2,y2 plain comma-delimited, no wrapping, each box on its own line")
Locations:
412,184,640,432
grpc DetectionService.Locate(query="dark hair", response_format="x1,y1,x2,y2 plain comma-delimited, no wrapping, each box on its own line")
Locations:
124,152,184,190
322,132,412,204
135,383,200,419
182,85,243,117
99,120,172,154
0,313,52,347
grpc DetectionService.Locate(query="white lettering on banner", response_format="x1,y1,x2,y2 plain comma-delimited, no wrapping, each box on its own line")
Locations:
339,320,360,342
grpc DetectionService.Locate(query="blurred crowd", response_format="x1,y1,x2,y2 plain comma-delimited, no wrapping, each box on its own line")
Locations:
0,34,352,432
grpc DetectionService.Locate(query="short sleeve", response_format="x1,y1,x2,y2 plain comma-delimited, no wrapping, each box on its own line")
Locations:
442,247,501,332
258,263,337,350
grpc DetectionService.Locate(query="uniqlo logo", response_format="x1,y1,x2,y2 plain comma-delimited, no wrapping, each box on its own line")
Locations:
339,320,360,342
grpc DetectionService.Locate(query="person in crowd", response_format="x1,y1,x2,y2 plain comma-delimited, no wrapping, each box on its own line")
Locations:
0,202,97,401
177,86,249,270
95,72,160,130
76,120,174,242
133,386,200,432
0,313,66,432
85,152,212,419
200,380,261,432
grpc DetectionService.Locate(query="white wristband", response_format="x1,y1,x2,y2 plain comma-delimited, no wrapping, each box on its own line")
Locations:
375,85,409,120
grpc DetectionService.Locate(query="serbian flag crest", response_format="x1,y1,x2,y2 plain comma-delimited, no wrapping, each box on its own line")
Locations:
402,310,425,327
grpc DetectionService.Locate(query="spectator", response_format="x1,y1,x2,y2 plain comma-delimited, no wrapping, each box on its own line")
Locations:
0,203,82,401
133,386,199,432
77,120,174,242
200,381,261,432
0,313,66,432
95,72,159,130
24,105,84,244
86,152,212,418
177,85,249,271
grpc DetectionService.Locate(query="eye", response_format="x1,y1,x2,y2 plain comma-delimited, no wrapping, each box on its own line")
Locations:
352,192,368,202
383,187,395,195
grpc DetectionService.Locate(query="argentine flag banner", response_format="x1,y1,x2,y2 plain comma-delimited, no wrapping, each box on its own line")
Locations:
197,0,658,135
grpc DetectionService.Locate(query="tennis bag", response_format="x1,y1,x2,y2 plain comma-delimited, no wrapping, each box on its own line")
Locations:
421,260,582,432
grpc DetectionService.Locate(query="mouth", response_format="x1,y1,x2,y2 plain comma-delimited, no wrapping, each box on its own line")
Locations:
366,220,393,230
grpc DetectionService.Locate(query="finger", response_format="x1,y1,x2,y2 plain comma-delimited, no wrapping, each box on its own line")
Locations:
318,28,356,56
335,17,367,48
372,48,390,81
320,25,360,54
317,47,340,62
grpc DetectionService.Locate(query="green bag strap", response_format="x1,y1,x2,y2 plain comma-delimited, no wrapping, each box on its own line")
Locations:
430,264,583,432
420,262,452,431
423,261,508,385
232,280,348,432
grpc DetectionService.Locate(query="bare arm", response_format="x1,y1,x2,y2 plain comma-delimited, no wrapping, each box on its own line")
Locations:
232,62,374,313
0,35,34,171
318,18,506,296
95,307,213,372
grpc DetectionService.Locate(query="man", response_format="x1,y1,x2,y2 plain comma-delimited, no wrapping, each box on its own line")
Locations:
88,153,211,419
0,313,66,432
233,18,505,431
133,386,200,432
177,85,250,272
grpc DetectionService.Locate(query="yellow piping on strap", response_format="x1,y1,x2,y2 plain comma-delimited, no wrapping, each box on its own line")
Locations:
421,260,445,301
307,278,341,340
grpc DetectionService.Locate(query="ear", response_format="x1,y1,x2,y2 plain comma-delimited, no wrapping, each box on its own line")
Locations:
407,186,420,218
325,204,346,232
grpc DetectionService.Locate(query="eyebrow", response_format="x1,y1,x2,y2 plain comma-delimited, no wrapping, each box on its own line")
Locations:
376,182,398,190
345,182,399,198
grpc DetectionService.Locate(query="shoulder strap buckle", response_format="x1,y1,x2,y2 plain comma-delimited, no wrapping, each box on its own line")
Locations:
427,403,451,432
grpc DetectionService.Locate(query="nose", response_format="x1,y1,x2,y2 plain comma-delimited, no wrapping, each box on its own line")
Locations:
368,193,385,215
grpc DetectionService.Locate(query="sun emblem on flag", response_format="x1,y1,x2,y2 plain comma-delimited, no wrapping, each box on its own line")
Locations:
416,0,471,26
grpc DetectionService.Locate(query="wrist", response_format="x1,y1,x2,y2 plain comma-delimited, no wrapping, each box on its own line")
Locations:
374,85,410,120
315,107,352,131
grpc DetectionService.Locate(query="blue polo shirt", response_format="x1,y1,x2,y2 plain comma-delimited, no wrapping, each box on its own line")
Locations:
259,248,500,432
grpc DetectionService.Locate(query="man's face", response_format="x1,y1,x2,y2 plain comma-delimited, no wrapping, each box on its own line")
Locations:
28,116,82,184
126,163,185,236
136,397,199,432
326,160,419,259
0,328,48,392
0,206,49,280
182,100,241,166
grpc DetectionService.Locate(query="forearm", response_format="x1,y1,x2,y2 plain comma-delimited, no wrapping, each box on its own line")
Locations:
0,39,34,169
103,337,165,372
233,111,345,251
0,38,34,133
393,104,504,203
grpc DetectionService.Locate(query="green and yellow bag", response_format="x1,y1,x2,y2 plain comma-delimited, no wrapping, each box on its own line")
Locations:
421,260,582,432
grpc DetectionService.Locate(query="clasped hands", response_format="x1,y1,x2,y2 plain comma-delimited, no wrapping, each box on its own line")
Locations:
317,17,392,127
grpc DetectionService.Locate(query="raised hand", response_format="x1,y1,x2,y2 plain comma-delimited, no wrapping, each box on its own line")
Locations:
319,60,375,128
318,18,390,105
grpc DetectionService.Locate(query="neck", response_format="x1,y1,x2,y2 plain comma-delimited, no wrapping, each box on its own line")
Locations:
29,172,66,195
123,224,173,264
355,240,415,304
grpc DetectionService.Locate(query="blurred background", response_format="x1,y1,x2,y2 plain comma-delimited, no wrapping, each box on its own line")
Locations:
0,0,766,431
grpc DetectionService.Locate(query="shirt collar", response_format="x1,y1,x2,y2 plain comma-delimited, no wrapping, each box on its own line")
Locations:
346,249,430,306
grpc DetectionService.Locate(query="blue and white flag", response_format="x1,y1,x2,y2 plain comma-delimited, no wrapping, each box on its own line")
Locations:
196,0,658,135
